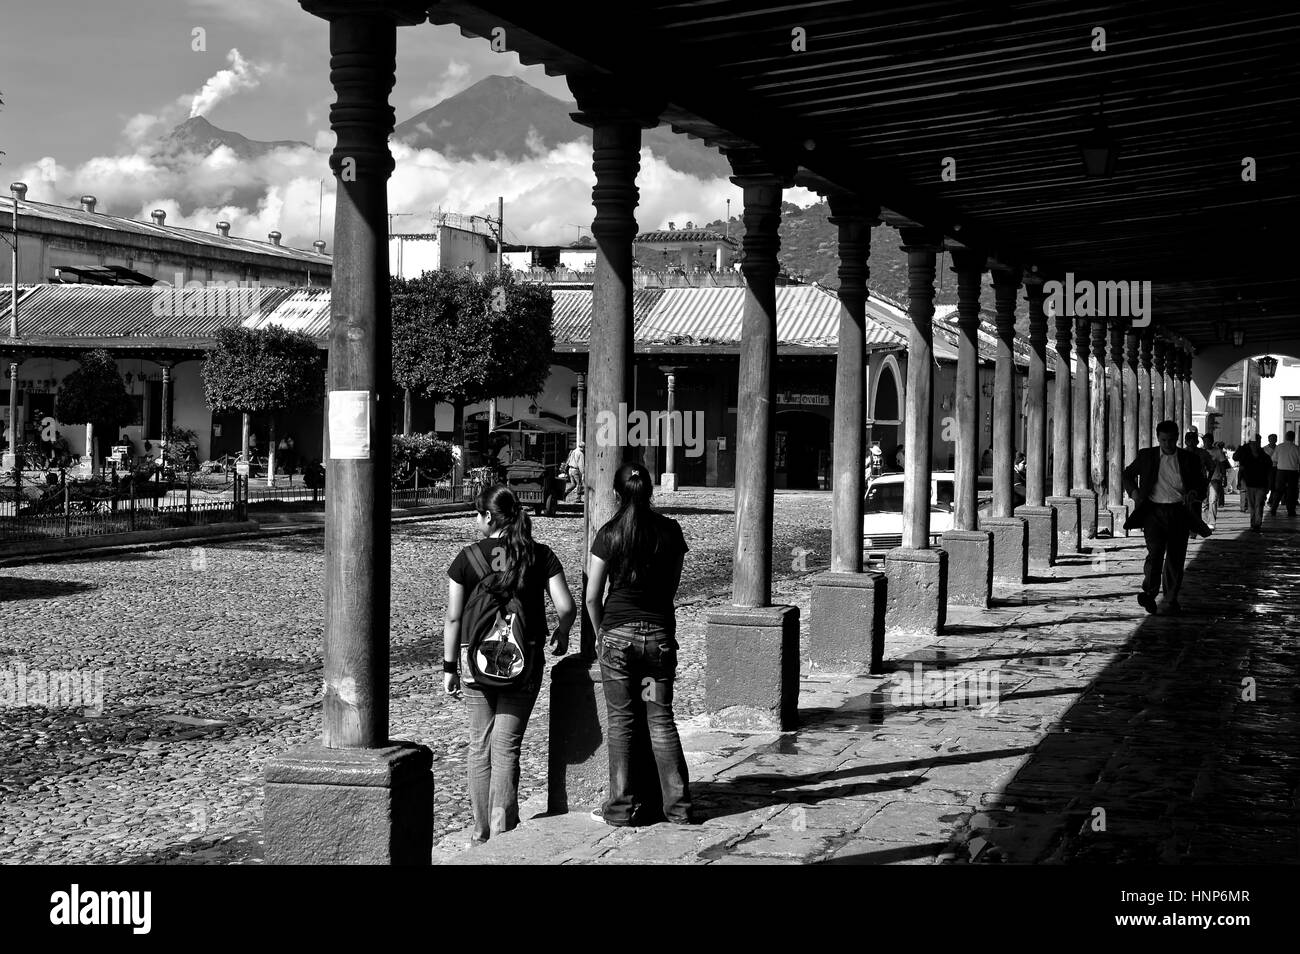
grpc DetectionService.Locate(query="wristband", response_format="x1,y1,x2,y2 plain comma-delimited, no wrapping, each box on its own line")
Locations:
442,660,459,674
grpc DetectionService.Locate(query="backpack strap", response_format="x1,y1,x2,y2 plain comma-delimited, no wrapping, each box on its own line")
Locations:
463,544,493,585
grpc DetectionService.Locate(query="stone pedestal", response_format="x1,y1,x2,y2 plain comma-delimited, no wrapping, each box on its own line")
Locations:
809,571,886,674
1047,495,1081,556
978,514,1028,584
1096,506,1114,536
1108,503,1131,538
705,604,800,731
1070,488,1098,540
1014,504,1058,569
884,546,948,639
659,472,679,492
264,742,433,865
940,529,993,608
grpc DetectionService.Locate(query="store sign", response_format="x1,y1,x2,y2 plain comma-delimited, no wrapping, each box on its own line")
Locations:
1284,397,1300,415
777,392,829,406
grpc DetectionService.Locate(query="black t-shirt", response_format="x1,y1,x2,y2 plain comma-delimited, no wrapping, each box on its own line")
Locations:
448,538,563,666
591,513,689,630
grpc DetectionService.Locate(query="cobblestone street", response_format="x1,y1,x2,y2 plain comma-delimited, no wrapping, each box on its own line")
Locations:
0,490,829,864
2,490,1296,865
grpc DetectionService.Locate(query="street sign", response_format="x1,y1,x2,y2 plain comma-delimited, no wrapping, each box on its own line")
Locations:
235,461,249,476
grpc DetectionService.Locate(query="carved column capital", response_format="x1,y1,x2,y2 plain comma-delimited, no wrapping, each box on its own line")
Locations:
951,249,986,332
826,193,877,301
1139,331,1154,371
991,266,1022,337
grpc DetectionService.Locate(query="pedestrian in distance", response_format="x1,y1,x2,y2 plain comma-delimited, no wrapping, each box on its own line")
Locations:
1234,436,1272,532
1123,420,1211,616
1187,432,1218,527
1263,433,1280,511
1269,430,1300,517
585,462,692,827
442,484,576,844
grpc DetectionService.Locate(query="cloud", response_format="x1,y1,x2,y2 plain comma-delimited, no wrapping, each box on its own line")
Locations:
409,60,472,112
189,49,267,118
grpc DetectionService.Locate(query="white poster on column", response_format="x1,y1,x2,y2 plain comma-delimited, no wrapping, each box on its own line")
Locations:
329,390,371,459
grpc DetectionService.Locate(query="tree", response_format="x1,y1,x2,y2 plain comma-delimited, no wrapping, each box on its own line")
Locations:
391,270,553,464
55,351,136,474
201,325,325,485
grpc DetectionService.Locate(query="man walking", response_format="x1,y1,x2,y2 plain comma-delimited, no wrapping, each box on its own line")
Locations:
1272,430,1300,516
1264,433,1280,511
1123,420,1210,615
1234,435,1272,532
1188,432,1217,527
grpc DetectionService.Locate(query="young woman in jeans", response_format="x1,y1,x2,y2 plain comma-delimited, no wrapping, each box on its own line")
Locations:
585,462,691,826
443,485,576,844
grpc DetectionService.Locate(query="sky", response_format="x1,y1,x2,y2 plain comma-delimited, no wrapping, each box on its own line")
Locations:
0,0,815,248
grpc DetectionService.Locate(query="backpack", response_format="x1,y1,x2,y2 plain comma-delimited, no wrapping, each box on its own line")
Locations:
457,544,532,690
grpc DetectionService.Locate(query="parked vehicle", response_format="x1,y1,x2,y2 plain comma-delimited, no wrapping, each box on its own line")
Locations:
863,471,1024,557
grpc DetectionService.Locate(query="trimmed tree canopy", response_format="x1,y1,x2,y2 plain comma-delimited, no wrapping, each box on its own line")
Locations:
391,270,554,407
202,325,326,414
56,350,136,435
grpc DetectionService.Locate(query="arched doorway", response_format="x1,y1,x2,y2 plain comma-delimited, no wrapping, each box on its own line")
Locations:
775,410,830,489
870,357,903,469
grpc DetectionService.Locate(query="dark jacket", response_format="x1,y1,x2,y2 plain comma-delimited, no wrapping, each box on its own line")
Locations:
1233,444,1273,488
1122,446,1209,529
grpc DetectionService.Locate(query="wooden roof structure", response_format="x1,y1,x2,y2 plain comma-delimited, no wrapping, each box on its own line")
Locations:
425,0,1300,348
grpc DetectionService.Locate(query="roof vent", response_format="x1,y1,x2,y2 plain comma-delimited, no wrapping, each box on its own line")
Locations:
80,195,98,213
151,209,166,226
11,182,29,201
268,231,282,246
216,221,231,237
312,240,327,254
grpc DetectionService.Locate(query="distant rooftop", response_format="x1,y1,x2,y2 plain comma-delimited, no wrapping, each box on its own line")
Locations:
635,228,738,247
4,198,330,266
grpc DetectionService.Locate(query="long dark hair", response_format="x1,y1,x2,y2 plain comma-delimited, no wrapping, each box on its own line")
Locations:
475,484,534,595
604,462,664,586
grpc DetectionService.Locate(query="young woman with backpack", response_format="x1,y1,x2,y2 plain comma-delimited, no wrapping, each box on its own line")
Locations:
443,484,576,844
585,462,692,826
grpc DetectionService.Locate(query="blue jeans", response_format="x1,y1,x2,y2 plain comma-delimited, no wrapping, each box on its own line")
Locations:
599,621,691,825
463,680,540,843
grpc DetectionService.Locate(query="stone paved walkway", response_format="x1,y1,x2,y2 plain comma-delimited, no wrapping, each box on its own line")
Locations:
435,502,1300,864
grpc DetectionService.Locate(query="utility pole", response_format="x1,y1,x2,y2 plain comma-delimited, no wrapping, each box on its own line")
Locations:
496,196,503,274
4,183,24,470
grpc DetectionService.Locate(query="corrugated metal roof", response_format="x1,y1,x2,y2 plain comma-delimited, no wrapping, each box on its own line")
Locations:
0,284,331,342
4,199,331,266
635,229,737,247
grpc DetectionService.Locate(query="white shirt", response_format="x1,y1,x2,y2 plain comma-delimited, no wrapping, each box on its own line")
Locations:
1150,450,1184,504
1274,442,1300,472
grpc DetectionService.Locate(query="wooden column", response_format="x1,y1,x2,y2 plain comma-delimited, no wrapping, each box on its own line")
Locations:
1170,337,1180,428
265,0,432,868
1107,322,1125,509
1052,309,1072,497
5,359,17,463
160,362,173,440
727,152,791,606
1023,279,1048,507
1123,329,1140,467
1153,337,1168,430
951,249,985,530
828,194,874,570
1070,316,1096,537
1090,320,1108,497
1181,350,1194,436
661,368,679,492
402,388,412,435
574,372,586,453
899,228,941,550
571,80,659,642
1139,332,1154,448
991,267,1022,518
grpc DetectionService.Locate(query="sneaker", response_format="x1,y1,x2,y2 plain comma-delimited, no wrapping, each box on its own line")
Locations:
1137,592,1158,614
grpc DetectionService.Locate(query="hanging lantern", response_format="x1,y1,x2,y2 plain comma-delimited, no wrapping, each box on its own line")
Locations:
1232,328,1246,348
1258,355,1279,379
